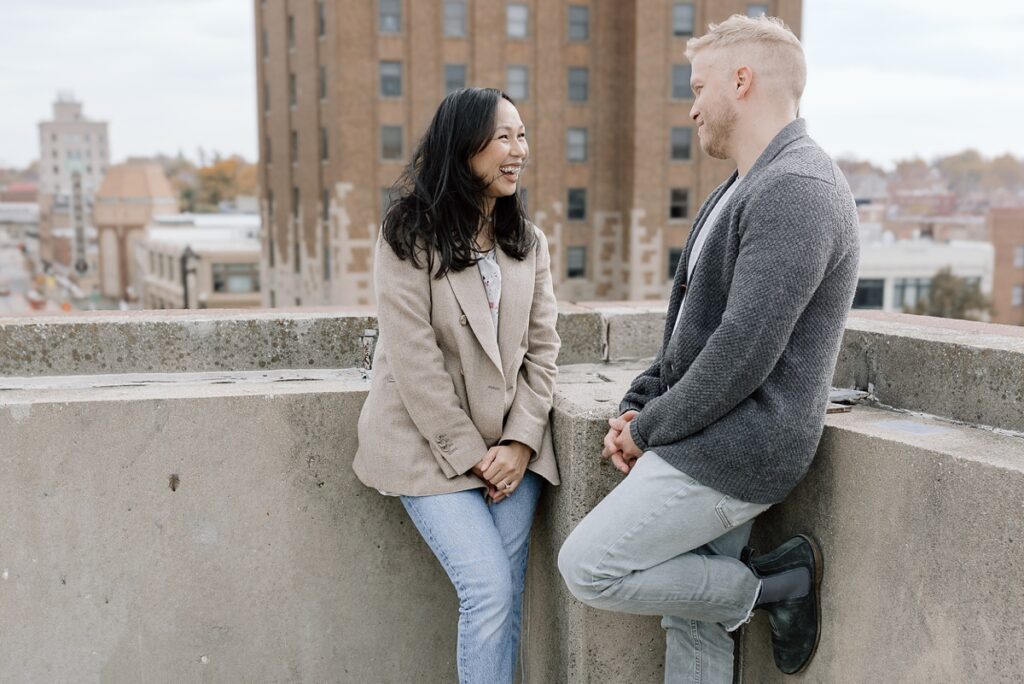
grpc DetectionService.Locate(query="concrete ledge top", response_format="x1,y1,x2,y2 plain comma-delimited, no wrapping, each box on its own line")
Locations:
0,368,370,406
824,404,1024,473
847,310,1024,352
3,306,1023,435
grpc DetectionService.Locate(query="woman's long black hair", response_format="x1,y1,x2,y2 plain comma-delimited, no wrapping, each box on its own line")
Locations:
382,87,535,278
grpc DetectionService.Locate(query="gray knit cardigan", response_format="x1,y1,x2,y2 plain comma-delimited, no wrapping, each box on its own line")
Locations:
623,119,860,504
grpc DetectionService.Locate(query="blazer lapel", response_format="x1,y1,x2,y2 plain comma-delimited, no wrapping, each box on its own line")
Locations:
446,266,503,373
496,246,532,378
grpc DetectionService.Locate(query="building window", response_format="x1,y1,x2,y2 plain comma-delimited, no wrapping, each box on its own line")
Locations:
263,81,270,113
673,3,695,37
287,14,295,49
261,28,268,58
317,1,326,36
322,187,331,222
747,4,770,17
568,5,589,41
669,188,689,219
291,130,299,161
212,263,260,294
893,277,932,311
853,279,885,309
568,67,589,102
289,73,297,107
672,64,692,99
443,0,467,37
567,128,588,162
507,3,528,38
667,247,684,279
320,127,329,161
381,125,403,160
1015,245,1024,268
567,246,587,279
292,186,300,218
507,65,529,101
380,61,402,97
567,188,586,221
319,65,327,100
265,135,271,164
670,127,692,160
445,64,467,94
380,0,401,33
1013,285,1024,308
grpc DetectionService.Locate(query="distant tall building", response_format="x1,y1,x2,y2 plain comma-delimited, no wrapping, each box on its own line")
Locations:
93,161,179,301
988,208,1024,326
37,93,109,271
254,0,801,307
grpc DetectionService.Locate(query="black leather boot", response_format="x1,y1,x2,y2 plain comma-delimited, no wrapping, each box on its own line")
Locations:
742,534,823,675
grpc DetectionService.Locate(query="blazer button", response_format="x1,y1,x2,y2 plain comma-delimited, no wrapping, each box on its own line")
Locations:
459,314,468,326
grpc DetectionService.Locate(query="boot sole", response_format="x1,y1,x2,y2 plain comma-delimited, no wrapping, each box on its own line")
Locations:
788,533,823,676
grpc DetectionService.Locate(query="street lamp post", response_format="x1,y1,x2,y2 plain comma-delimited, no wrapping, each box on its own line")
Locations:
179,245,198,309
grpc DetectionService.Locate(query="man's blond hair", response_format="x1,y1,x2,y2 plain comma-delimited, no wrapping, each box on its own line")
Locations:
685,14,806,107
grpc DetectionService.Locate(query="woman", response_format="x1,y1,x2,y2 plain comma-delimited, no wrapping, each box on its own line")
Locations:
353,87,560,683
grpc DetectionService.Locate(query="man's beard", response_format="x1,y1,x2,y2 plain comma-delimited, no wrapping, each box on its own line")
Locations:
700,100,737,160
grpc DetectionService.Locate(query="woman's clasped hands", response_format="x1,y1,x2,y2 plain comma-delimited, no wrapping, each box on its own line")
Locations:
471,441,533,503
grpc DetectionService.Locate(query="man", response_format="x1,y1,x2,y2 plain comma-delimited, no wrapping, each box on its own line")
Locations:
557,14,859,682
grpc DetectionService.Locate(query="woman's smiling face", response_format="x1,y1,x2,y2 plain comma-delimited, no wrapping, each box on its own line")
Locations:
469,97,529,202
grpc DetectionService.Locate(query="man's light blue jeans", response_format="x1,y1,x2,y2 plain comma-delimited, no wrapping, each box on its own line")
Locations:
558,452,771,684
400,471,542,684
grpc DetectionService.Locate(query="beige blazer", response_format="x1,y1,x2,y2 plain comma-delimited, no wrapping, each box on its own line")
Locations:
353,225,561,496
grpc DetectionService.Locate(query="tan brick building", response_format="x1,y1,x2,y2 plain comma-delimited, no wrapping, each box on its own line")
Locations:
988,208,1024,326
254,0,802,307
37,94,109,270
93,161,179,301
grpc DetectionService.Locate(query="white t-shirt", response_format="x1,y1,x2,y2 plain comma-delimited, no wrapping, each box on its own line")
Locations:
671,177,742,339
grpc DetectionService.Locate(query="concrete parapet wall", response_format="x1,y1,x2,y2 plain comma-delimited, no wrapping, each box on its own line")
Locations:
835,310,1024,433
3,309,1024,681
4,363,1023,681
0,306,607,377
0,371,462,681
6,308,1022,437
742,406,1024,682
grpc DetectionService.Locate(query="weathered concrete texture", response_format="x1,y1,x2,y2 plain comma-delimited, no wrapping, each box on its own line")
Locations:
742,405,1024,683
0,306,609,377
4,355,1024,682
837,312,1024,433
555,303,607,365
577,301,668,362
0,309,378,377
0,375,459,682
524,362,666,683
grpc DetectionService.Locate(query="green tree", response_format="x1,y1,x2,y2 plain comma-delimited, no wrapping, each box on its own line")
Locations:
910,267,991,321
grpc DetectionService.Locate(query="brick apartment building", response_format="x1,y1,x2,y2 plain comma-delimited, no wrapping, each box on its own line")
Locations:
254,0,802,307
988,208,1024,325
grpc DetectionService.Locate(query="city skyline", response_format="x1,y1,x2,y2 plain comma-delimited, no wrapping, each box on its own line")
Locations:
1,0,1023,171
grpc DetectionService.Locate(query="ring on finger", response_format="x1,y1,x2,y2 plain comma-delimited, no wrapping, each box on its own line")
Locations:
503,480,514,491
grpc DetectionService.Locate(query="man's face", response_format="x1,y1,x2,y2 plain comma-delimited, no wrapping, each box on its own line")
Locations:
689,50,738,160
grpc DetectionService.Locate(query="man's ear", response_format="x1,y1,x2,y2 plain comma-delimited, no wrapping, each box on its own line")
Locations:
735,66,753,98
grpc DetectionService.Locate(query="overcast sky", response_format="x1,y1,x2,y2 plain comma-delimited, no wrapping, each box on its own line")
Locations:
1,0,1022,170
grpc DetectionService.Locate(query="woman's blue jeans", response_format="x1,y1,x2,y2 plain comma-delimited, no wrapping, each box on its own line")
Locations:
400,471,542,684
